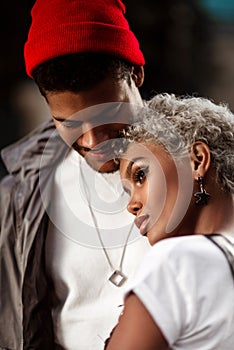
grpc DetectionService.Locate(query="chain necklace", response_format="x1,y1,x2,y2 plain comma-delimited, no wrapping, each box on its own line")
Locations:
79,158,134,287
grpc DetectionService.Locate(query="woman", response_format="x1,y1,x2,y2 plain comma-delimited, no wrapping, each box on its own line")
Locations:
105,94,234,349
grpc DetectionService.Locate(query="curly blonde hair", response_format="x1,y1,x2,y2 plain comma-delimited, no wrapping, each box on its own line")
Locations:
122,94,234,194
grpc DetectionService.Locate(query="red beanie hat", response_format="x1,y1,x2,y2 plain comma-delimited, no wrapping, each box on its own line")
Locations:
24,0,145,77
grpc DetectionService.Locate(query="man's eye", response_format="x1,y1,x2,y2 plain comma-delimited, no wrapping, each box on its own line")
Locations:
133,167,149,184
62,121,82,129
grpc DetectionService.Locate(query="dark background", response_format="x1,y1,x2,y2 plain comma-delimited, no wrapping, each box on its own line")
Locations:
1,0,234,178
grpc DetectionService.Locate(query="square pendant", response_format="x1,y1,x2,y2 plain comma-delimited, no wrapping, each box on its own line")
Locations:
109,270,127,287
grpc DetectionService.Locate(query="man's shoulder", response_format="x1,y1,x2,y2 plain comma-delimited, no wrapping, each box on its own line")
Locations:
0,173,15,192
1,120,65,177
1,120,55,155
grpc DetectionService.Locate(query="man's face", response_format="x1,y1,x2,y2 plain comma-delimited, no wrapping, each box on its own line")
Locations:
47,76,143,172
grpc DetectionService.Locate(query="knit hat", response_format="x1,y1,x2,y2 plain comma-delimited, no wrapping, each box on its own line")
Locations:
24,0,145,77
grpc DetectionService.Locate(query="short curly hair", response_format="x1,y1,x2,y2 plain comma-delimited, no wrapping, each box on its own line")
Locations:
32,52,133,96
122,93,234,194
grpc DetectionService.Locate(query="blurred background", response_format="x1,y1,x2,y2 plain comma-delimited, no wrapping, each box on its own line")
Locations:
1,0,234,178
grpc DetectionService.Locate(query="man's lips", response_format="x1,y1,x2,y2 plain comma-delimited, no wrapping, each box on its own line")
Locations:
86,147,114,160
134,214,150,235
73,144,115,160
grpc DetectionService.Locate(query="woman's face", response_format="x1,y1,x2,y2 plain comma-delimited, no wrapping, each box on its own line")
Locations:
120,142,193,245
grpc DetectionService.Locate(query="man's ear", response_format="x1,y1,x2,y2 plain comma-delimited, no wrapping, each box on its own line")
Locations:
190,141,211,179
131,66,144,87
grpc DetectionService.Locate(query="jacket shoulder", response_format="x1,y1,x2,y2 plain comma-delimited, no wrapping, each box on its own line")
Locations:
0,174,15,195
0,174,16,212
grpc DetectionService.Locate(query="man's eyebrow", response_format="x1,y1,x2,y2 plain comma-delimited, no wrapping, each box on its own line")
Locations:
52,116,82,124
52,104,121,124
53,116,66,122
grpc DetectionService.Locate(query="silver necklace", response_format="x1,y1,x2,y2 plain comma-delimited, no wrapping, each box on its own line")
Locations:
79,158,134,287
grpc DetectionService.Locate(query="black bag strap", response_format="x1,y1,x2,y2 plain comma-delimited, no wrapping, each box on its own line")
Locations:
205,234,234,279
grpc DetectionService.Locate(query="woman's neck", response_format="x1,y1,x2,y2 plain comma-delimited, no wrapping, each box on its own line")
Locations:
187,188,234,236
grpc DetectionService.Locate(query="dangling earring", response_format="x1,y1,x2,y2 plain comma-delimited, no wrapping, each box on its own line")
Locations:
194,176,211,205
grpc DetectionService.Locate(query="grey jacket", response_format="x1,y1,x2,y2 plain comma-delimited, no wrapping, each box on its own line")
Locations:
0,121,67,349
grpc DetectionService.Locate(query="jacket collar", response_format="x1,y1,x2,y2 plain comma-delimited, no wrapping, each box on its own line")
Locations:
1,120,67,180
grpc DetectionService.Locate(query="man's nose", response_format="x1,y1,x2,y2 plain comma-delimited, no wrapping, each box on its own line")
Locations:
79,124,110,149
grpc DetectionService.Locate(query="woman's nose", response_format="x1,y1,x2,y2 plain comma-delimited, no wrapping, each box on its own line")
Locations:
127,197,143,216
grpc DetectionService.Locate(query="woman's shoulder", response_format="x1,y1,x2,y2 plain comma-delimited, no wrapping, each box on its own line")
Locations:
139,234,231,280
129,234,234,349
148,234,208,260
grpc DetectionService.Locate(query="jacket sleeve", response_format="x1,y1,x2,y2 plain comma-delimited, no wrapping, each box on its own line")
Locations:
0,174,16,233
0,174,23,349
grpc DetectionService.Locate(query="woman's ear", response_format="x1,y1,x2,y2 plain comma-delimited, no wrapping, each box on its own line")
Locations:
131,66,144,87
190,141,211,179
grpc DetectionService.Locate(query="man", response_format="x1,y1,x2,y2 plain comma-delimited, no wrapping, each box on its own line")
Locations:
0,0,150,349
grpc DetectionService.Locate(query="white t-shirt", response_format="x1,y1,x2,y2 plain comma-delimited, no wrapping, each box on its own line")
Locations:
46,150,150,350
127,234,234,350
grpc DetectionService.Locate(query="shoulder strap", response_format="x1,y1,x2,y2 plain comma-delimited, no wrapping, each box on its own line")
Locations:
205,234,234,279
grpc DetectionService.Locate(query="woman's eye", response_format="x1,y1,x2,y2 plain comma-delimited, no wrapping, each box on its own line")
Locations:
133,167,149,184
123,187,131,196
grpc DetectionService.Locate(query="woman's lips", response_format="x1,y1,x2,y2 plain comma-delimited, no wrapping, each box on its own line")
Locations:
134,214,150,235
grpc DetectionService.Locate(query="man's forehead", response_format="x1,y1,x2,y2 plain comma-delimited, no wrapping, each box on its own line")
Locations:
53,101,143,123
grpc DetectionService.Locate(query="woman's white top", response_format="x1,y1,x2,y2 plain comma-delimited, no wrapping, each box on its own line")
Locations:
127,234,234,350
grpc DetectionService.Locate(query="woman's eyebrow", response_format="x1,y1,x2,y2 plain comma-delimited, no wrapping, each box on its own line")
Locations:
125,160,134,179
125,157,145,178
